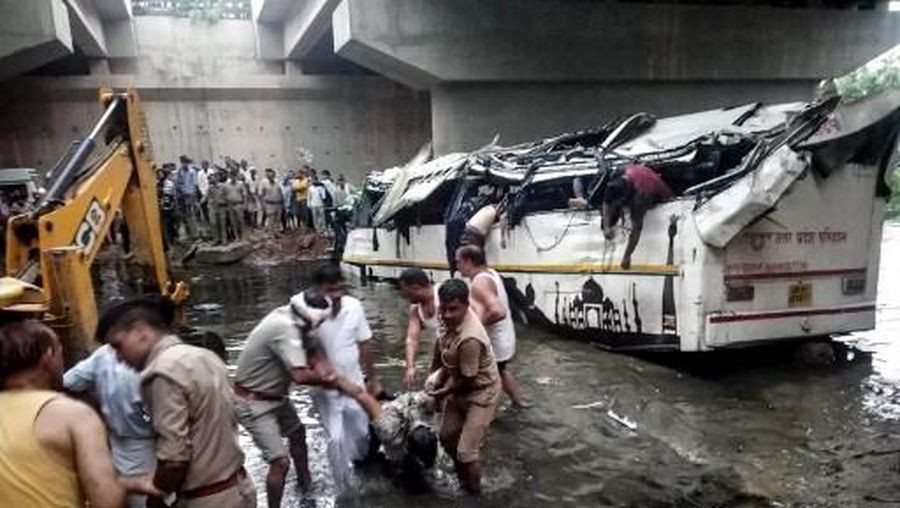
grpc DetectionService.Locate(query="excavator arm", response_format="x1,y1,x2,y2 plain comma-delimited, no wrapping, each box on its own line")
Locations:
4,88,187,363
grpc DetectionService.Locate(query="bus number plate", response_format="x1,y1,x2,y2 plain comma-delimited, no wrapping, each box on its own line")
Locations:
788,282,812,307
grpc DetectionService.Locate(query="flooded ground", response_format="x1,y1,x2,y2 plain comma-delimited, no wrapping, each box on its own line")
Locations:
139,222,900,507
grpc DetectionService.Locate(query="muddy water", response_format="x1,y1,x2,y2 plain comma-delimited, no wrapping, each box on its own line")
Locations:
149,223,900,507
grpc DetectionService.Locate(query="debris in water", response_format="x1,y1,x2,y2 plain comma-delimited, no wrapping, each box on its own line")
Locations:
606,409,637,431
193,303,223,312
572,401,606,410
535,376,554,385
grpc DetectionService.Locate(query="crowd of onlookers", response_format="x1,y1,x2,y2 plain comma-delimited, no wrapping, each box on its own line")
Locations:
156,155,357,247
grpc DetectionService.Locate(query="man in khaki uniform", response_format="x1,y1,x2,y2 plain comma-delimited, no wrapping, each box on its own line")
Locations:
234,290,337,508
259,168,283,234
223,172,246,242
428,279,501,495
102,297,256,508
206,172,228,245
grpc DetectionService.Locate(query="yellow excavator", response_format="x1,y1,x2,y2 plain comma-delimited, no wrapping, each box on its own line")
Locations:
1,87,194,365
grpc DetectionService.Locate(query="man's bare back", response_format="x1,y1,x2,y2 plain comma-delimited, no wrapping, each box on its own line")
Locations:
35,396,154,508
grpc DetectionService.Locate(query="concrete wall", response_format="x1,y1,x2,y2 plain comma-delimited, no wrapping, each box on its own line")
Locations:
0,16,431,183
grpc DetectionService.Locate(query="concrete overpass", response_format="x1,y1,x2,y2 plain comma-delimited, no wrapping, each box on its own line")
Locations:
0,0,135,79
251,0,900,153
0,0,898,176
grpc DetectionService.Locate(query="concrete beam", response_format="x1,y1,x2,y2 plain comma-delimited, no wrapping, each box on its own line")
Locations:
103,18,135,57
256,21,284,59
332,0,900,87
0,0,74,80
255,0,294,22
284,0,341,59
64,0,107,57
92,0,130,20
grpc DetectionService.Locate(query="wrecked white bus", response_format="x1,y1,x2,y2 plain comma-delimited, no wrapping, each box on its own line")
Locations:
342,50,900,352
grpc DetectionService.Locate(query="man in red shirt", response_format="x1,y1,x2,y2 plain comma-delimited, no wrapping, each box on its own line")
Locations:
601,164,673,269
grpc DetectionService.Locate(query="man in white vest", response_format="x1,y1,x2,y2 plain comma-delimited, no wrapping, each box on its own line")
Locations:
455,245,526,407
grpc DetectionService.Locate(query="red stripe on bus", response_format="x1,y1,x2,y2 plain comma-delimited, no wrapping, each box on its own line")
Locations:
708,304,876,324
724,268,867,282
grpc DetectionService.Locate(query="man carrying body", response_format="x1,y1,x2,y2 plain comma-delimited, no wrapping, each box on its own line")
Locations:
0,320,158,508
601,163,673,269
260,168,283,235
224,171,246,242
455,245,526,406
397,268,440,389
307,264,382,486
65,343,157,508
234,289,338,507
429,279,501,495
102,297,256,508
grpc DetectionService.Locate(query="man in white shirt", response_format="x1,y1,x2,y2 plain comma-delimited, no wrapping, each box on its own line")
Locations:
308,175,329,233
197,160,211,229
308,264,382,487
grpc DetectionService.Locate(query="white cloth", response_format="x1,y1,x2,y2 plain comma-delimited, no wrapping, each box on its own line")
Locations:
473,269,516,362
309,296,373,487
311,390,370,488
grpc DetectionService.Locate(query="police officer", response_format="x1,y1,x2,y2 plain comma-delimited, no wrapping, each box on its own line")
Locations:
101,296,256,508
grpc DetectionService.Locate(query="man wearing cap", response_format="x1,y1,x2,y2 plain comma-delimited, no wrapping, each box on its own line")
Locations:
234,290,338,508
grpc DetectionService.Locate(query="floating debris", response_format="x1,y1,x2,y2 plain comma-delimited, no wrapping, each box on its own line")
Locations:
606,409,638,431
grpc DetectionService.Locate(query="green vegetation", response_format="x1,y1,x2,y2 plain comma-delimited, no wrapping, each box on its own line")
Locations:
132,0,251,20
832,45,899,102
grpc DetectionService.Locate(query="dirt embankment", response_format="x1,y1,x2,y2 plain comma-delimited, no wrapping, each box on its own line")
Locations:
244,230,331,265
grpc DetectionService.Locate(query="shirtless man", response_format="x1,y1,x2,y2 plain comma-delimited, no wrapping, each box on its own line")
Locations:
398,268,439,389
601,163,673,269
0,320,158,508
455,245,525,406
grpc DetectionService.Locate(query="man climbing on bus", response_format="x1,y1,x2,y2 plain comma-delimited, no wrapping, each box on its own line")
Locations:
601,163,673,269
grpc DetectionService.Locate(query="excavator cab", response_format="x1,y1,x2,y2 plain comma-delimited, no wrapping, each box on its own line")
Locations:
2,88,204,365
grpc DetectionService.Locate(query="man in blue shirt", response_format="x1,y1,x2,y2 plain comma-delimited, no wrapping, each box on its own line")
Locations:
65,343,156,508
175,155,199,239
